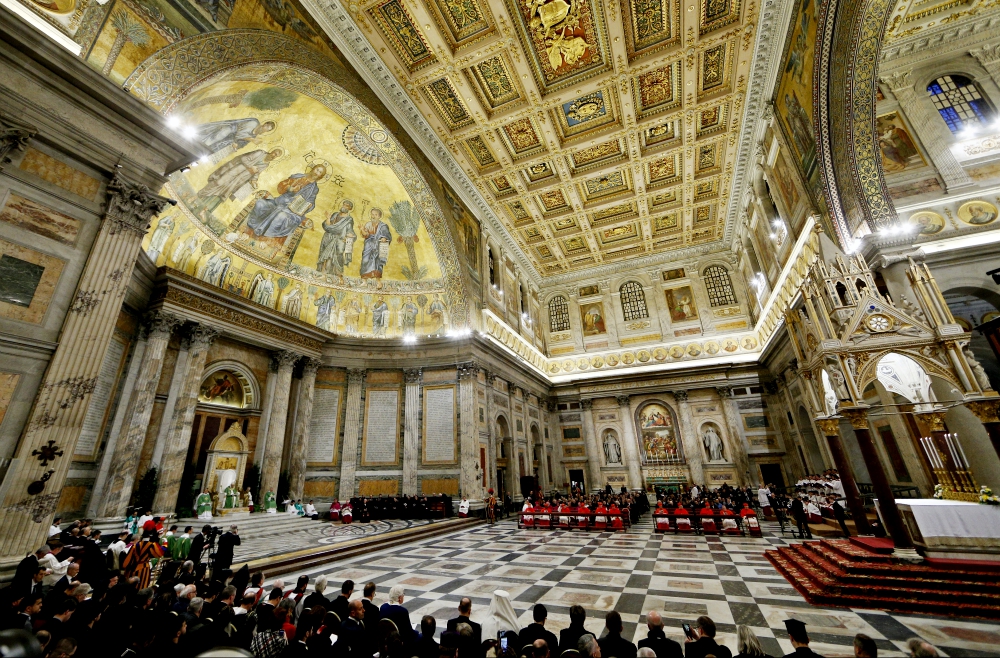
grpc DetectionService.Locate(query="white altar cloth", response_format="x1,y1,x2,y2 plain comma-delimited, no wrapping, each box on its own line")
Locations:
897,498,1000,557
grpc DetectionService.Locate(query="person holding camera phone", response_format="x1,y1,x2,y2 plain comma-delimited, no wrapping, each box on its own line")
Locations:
683,616,732,658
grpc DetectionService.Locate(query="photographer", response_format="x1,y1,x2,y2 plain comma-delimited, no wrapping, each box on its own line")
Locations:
188,525,211,579
215,525,240,572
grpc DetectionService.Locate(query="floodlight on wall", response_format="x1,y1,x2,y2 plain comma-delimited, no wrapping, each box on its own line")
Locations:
988,267,1000,285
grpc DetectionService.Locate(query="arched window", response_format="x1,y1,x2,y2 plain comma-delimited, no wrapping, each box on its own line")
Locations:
548,295,570,332
488,247,496,286
927,75,994,134
703,265,737,307
520,283,528,313
619,281,649,321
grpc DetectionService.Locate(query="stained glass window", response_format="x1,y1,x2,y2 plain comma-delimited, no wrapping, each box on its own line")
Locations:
548,295,570,332
703,265,737,307
927,75,994,134
619,281,649,321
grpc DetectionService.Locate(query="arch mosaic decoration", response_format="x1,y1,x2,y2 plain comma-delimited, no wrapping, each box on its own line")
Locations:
198,360,260,409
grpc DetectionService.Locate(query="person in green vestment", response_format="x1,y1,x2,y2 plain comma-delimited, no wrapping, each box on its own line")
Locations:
172,526,192,560
224,486,238,509
264,491,277,513
196,490,214,520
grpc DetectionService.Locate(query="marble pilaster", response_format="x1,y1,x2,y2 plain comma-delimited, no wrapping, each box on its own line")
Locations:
580,399,603,493
86,330,149,517
100,311,182,517
151,324,220,514
259,350,301,501
458,363,479,498
485,371,498,493
402,368,422,496
881,71,974,191
287,358,321,501
616,395,644,491
716,387,751,485
338,368,366,500
0,176,166,559
674,392,705,485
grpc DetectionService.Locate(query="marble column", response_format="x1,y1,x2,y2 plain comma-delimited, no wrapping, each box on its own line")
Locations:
966,399,1000,462
580,400,603,493
151,324,220,514
457,362,479,498
716,387,751,485
841,408,917,555
0,176,166,559
881,71,974,191
402,368,422,496
508,385,522,500
287,358,321,501
100,311,182,518
254,360,279,468
816,418,872,536
150,344,190,468
86,331,150,518
674,392,705,485
259,350,301,501
338,368,366,500
485,371,497,493
617,395,644,491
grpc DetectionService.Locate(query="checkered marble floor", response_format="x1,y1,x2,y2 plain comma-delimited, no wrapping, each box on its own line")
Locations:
263,517,1000,657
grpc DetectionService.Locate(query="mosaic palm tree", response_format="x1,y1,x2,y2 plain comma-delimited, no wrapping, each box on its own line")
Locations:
386,200,426,280
103,10,150,76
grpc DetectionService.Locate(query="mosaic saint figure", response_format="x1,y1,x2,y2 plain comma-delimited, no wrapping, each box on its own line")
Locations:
195,148,282,217
317,200,356,275
427,293,446,332
245,164,325,239
372,296,389,336
195,118,275,154
314,291,337,331
147,215,174,263
202,252,231,287
401,296,419,335
360,207,392,279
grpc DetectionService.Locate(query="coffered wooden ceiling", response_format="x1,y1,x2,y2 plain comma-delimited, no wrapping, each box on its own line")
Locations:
352,0,759,275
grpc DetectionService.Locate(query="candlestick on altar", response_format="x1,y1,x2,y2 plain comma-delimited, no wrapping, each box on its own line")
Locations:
951,433,970,469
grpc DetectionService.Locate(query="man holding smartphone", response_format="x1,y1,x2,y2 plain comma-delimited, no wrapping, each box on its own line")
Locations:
683,616,732,658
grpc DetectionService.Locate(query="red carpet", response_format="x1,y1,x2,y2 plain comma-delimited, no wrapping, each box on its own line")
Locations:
765,539,1000,619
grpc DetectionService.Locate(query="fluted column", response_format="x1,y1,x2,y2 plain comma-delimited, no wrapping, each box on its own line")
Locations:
674,392,704,486
259,350,301,501
402,368,422,495
485,371,497,492
716,387,751,485
458,363,479,498
100,311,183,517
816,418,872,536
151,324,220,514
617,395,644,491
881,71,974,191
338,368,366,500
841,408,917,556
287,358,321,501
0,175,166,560
580,400,603,493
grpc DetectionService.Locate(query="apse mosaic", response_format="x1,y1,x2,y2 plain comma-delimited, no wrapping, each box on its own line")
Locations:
143,69,466,338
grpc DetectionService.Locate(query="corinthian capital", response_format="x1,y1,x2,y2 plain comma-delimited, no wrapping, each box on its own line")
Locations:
104,174,170,236
879,70,913,92
839,407,870,430
0,114,36,173
457,361,478,380
144,311,183,338
189,324,221,348
615,394,630,408
971,43,1000,66
673,390,689,402
272,349,302,370
302,357,323,375
347,368,366,386
404,368,422,383
815,418,840,436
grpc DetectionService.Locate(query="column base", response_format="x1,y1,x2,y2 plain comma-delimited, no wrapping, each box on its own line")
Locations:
891,547,925,563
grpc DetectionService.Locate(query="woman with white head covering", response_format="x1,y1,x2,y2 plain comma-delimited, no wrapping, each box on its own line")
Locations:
481,589,521,645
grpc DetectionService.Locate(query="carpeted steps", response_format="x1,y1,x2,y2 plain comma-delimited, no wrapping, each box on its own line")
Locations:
765,539,1000,619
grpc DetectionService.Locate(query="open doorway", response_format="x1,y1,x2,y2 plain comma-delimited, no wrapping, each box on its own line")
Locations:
568,469,585,494
759,463,785,489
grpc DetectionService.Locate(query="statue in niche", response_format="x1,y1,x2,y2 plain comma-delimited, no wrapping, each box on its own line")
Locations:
828,363,851,400
702,425,726,462
964,347,993,390
603,431,622,465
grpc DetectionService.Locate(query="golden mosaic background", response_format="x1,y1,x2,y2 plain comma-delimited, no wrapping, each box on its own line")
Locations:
352,0,758,274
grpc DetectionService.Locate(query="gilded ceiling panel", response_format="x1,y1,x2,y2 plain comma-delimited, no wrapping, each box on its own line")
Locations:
422,77,475,130
623,0,682,61
589,201,639,226
524,161,558,186
489,174,515,197
578,170,633,205
536,188,571,215
652,211,681,234
502,0,611,95
648,188,682,212
499,117,547,160
465,54,525,116
569,138,627,173
633,59,683,119
700,0,742,35
426,0,495,51
647,152,683,188
369,0,437,72
551,88,620,143
598,221,641,246
641,120,682,153
461,135,498,170
696,102,730,138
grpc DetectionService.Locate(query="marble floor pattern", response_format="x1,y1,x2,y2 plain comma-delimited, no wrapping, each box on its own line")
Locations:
260,517,1000,657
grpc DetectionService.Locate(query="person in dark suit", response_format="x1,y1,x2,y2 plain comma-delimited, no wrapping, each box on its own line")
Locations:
215,525,241,572
790,495,811,539
330,579,354,623
379,585,415,647
684,616,732,658
284,609,317,657
446,597,482,648
337,599,368,655
10,547,44,601
599,611,637,658
780,619,825,658
832,499,850,538
188,525,210,577
255,588,284,632
416,615,440,658
43,598,76,642
638,611,682,658
301,576,332,612
361,581,381,650
559,605,594,655
519,604,559,656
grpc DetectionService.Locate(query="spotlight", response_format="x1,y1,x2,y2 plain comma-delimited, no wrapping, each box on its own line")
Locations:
166,116,181,129
403,334,417,344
